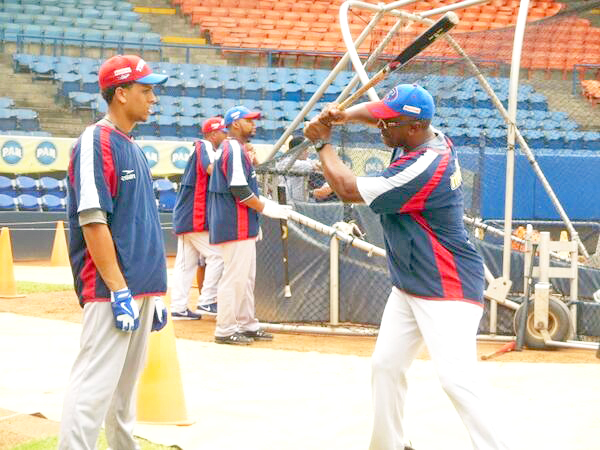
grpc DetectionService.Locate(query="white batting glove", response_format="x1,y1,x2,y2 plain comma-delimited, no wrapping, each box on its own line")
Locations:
259,196,292,220
151,297,168,332
110,288,140,332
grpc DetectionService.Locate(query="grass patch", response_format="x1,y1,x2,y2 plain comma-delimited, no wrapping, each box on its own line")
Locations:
12,432,178,449
16,281,73,294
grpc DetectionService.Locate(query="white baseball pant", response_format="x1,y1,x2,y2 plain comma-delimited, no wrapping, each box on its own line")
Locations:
171,231,224,313
59,296,155,450
369,287,511,450
214,238,260,337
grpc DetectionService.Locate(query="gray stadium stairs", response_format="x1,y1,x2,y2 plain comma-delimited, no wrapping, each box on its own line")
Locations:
0,52,89,137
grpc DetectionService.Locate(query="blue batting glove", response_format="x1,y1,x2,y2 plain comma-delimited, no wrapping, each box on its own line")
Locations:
151,297,168,332
110,288,140,332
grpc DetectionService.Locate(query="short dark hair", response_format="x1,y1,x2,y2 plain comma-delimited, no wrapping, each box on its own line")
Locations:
101,81,135,105
289,136,304,150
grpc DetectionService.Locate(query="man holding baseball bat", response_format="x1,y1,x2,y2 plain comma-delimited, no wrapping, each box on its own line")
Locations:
304,84,510,450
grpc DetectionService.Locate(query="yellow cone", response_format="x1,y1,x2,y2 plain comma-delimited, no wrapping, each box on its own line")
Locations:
137,294,194,425
0,227,24,298
50,221,70,267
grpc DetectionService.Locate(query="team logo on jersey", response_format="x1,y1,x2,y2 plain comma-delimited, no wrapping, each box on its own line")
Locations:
450,160,462,190
35,141,57,165
120,169,136,181
1,140,23,165
364,156,384,175
142,145,159,168
171,146,192,170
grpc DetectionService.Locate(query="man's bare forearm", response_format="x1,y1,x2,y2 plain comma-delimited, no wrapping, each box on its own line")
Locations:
82,223,127,292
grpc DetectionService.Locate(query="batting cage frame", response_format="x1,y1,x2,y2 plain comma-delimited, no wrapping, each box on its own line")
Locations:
254,0,600,351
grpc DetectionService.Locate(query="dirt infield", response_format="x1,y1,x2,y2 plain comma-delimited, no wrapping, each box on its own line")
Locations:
0,290,598,448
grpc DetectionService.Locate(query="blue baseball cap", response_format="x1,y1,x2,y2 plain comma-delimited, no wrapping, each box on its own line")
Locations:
365,84,435,120
224,105,261,126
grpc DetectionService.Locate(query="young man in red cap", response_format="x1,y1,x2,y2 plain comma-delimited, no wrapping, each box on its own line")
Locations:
171,116,227,319
208,106,292,344
60,55,169,449
304,84,510,450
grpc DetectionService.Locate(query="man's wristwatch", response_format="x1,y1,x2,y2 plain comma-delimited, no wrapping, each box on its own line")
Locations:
313,139,330,152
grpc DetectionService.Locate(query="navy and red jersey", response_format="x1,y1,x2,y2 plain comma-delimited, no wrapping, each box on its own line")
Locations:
173,139,216,234
356,128,485,305
208,137,260,244
67,123,167,306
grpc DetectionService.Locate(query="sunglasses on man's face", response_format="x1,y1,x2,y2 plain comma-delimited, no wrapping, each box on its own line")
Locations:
376,118,417,130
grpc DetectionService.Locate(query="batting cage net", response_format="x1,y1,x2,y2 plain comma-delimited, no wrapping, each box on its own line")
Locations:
252,4,600,338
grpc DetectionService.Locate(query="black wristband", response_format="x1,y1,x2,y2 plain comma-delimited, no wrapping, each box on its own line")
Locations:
313,139,330,152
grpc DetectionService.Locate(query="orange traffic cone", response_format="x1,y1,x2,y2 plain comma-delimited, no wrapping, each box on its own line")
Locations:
50,220,70,267
0,227,24,298
137,294,194,425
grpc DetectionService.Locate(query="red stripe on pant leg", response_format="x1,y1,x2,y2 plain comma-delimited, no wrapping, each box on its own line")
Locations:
411,212,464,299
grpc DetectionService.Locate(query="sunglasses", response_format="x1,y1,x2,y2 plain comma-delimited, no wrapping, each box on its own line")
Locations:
376,118,417,130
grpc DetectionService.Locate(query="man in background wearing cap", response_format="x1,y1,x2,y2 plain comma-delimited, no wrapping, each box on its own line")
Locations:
208,105,292,344
59,54,169,449
304,84,510,450
171,116,227,320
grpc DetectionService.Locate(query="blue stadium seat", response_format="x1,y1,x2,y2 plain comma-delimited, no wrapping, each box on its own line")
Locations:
203,79,222,99
565,131,584,150
162,78,184,97
583,132,600,151
134,116,157,137
0,175,15,197
523,129,545,148
156,115,177,137
0,194,16,211
0,110,17,131
282,82,302,102
223,80,242,100
183,79,201,98
242,81,262,101
153,179,176,212
17,194,40,211
15,109,39,131
41,194,65,211
263,82,282,101
545,130,564,150
15,175,39,196
39,176,64,196
178,116,199,139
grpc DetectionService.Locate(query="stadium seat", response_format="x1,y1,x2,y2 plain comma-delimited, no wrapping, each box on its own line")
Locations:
0,175,15,197
41,194,66,211
583,132,600,151
0,110,17,131
15,175,39,196
39,176,64,197
17,194,41,211
156,115,177,137
183,79,202,98
162,78,185,97
178,116,199,139
14,109,39,131
0,194,16,211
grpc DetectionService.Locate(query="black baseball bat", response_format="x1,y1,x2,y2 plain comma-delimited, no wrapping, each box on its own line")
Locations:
277,185,291,298
338,11,459,110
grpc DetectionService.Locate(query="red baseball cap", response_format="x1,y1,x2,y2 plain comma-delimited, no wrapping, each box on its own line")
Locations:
98,54,168,90
202,117,226,134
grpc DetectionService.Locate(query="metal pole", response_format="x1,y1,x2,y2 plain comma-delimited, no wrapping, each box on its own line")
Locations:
503,0,530,281
330,235,340,325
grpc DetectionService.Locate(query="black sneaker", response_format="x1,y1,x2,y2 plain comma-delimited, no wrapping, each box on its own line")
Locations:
215,332,253,345
171,308,202,320
241,328,273,341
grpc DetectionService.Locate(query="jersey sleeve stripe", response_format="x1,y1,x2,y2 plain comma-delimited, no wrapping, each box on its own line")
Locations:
192,141,208,230
77,126,102,213
236,199,249,239
100,126,117,197
80,249,97,300
356,149,438,206
229,140,248,187
399,151,450,213
411,212,464,299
